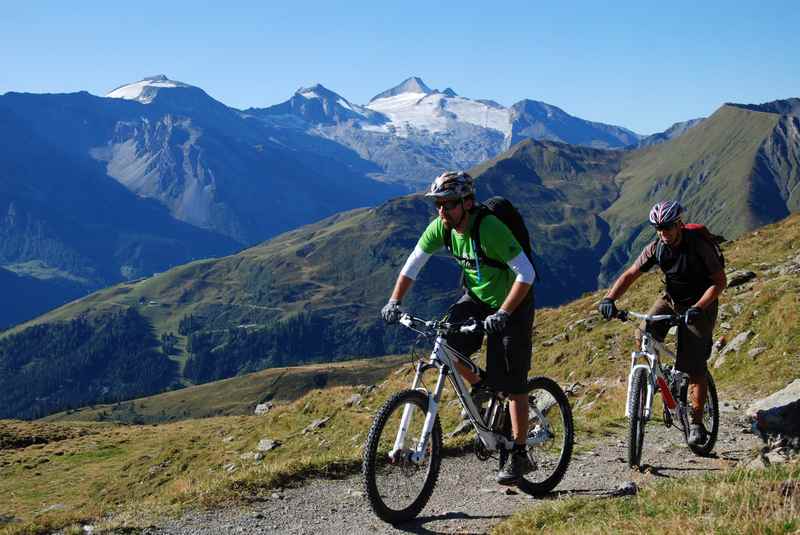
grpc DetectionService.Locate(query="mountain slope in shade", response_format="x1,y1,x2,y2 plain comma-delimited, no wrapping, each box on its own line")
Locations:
634,117,705,148
509,100,641,149
0,103,242,327
0,267,86,330
2,81,402,245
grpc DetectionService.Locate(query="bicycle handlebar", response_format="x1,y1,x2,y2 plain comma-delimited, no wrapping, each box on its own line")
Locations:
398,313,483,335
616,309,685,326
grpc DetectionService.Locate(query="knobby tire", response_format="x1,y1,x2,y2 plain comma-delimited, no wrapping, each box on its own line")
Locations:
627,367,648,468
516,376,574,495
687,371,720,456
362,389,442,524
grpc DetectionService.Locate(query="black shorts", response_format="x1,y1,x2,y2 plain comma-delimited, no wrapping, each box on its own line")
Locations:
443,290,534,395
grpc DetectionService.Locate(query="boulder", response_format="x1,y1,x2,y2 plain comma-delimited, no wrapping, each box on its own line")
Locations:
720,331,754,356
727,270,757,288
256,438,281,452
345,394,363,407
302,416,331,434
747,379,800,438
747,379,800,417
254,402,273,415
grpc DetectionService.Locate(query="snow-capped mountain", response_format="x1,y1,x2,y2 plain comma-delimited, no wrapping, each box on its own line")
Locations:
106,74,194,103
249,77,644,188
252,83,386,126
365,78,511,138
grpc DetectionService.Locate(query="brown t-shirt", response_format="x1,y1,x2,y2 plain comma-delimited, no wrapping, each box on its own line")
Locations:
633,235,723,275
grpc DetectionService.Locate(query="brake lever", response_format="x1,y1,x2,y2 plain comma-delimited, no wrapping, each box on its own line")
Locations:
459,318,481,334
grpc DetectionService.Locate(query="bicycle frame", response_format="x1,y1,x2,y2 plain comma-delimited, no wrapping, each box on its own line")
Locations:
390,318,551,465
624,317,681,422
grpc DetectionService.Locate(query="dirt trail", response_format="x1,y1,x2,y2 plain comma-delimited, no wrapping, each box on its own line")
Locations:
143,405,759,535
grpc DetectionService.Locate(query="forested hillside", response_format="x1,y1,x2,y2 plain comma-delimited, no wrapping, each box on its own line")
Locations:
0,308,176,419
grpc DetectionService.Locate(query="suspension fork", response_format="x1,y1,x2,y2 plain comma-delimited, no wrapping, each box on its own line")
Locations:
410,366,449,463
390,346,449,464
626,352,656,419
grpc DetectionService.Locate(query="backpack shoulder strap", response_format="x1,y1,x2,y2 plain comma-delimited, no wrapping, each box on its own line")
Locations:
655,239,665,265
471,206,507,270
443,225,453,256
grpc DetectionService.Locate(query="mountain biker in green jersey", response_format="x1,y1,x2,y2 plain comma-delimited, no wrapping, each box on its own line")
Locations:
598,201,727,447
381,171,537,485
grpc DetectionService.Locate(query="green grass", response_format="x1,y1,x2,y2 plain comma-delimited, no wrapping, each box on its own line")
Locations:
42,354,407,424
493,462,800,535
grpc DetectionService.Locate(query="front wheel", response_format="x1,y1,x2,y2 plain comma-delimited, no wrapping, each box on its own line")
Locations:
517,376,574,495
627,367,648,468
686,371,719,456
362,389,442,524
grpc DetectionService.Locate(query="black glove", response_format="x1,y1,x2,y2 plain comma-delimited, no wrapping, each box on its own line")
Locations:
483,310,510,334
381,299,402,324
599,298,618,320
685,306,703,326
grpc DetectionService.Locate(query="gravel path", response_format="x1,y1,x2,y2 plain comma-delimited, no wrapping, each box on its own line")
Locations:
143,402,758,535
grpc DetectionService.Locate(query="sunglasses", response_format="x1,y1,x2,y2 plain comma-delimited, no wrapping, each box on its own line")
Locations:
654,222,677,231
434,199,461,212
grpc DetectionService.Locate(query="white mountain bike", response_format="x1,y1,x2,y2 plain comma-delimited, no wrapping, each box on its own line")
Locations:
362,313,574,524
616,310,719,468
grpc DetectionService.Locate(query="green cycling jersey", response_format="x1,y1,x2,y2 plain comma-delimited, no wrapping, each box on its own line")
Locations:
417,213,522,309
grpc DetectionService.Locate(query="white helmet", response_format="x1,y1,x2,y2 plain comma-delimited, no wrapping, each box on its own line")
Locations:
424,171,474,200
649,200,684,227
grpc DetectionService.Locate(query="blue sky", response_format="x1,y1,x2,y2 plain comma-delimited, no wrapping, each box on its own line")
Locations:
2,0,798,134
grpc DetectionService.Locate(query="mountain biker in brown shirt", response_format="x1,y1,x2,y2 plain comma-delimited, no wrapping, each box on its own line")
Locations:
598,201,727,446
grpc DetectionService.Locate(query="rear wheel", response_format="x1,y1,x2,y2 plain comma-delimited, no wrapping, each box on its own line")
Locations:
362,389,442,524
516,376,574,495
686,371,719,456
627,368,648,468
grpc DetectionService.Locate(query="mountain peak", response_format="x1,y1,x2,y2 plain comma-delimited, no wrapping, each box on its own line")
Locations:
369,77,433,102
295,83,341,101
728,97,800,117
106,75,194,104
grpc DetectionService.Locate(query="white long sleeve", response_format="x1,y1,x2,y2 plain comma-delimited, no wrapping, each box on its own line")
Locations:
506,251,536,284
399,245,432,280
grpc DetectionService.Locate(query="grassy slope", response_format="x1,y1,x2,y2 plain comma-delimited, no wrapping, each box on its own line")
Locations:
41,355,406,424
493,462,799,535
2,213,798,534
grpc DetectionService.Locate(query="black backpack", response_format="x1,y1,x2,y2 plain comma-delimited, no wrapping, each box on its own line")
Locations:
655,223,726,270
443,196,540,283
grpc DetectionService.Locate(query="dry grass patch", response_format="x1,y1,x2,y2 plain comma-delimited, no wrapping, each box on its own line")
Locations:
493,461,800,535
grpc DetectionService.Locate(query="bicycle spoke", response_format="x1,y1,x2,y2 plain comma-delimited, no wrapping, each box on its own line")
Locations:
363,390,442,523
519,377,573,494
